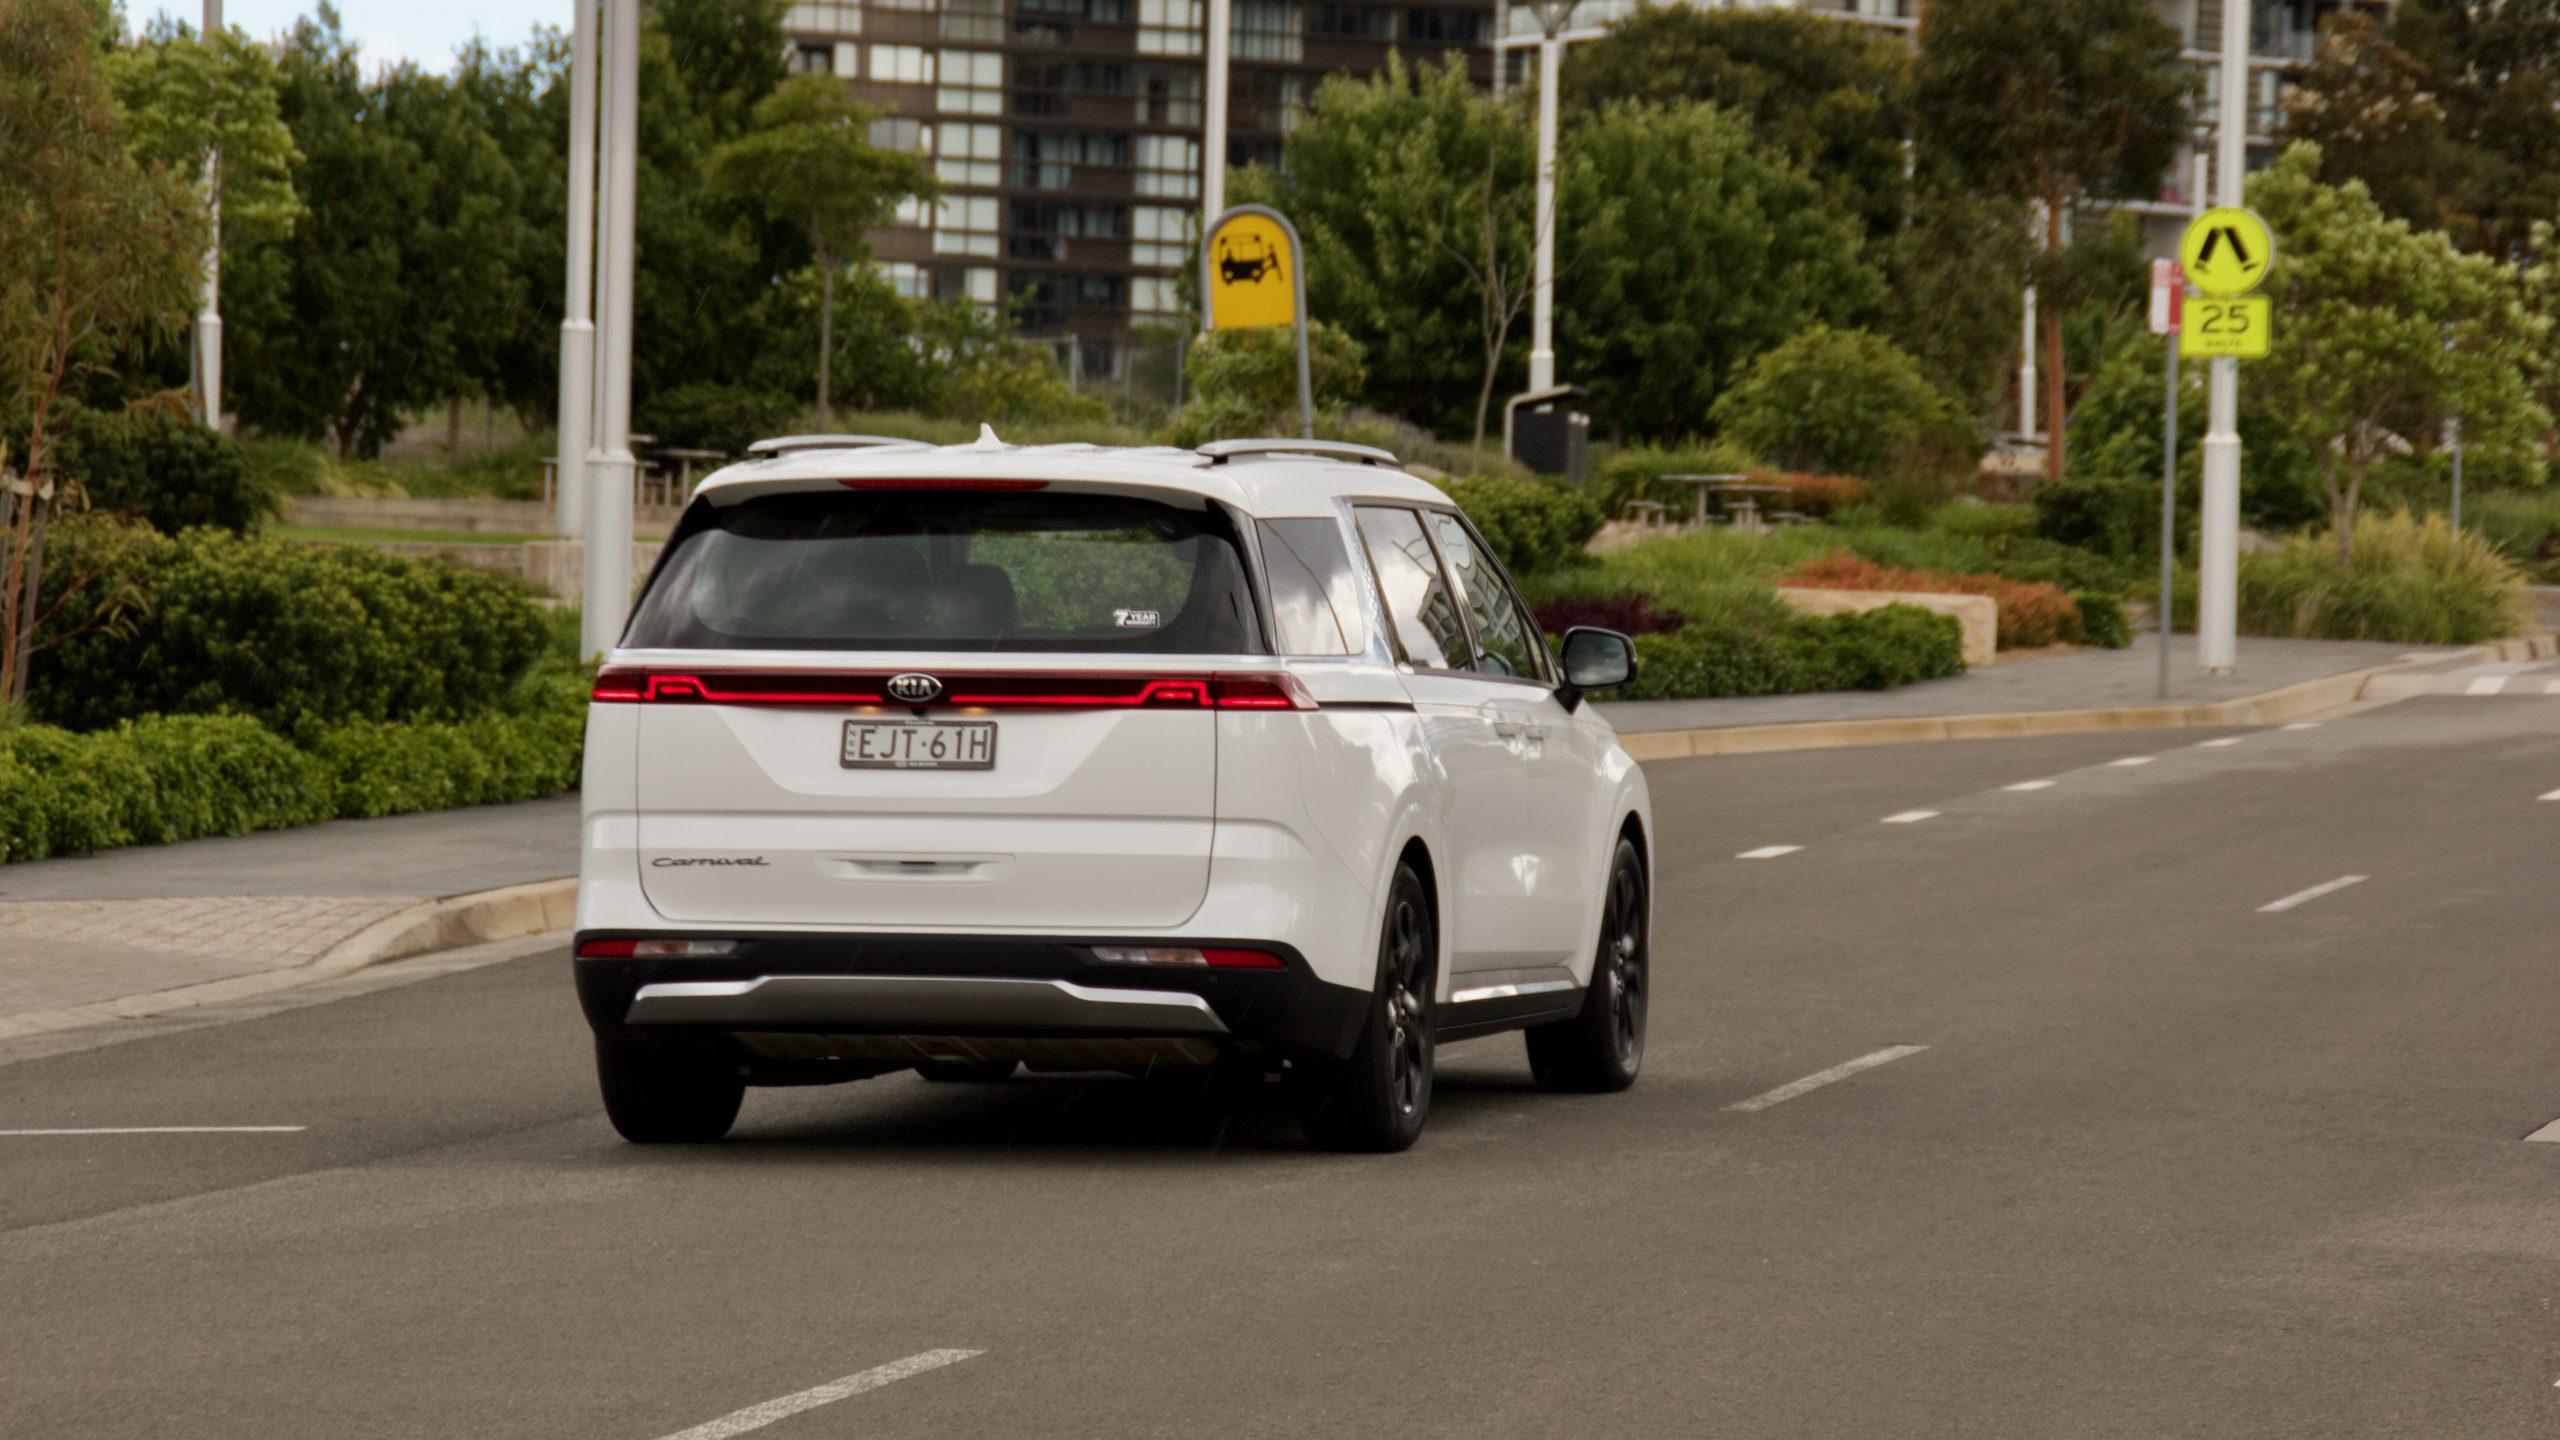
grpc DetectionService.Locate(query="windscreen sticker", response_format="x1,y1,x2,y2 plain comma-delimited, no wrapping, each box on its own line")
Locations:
1113,608,1163,628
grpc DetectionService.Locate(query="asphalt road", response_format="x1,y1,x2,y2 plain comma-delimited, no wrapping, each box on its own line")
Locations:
4,697,2557,1438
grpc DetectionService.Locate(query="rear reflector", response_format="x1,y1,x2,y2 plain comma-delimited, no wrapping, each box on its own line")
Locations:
838,478,1048,491
577,938,739,959
593,668,1316,711
1091,945,1286,970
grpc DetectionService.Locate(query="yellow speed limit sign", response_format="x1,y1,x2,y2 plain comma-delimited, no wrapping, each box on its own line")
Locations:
2179,207,2275,298
1205,208,1301,331
2181,296,2272,359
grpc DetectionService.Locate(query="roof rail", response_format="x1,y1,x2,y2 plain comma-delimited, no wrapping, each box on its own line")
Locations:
746,434,934,457
1196,438,1402,469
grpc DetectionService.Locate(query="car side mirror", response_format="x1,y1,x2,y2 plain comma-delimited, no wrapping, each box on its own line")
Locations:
1556,626,1636,711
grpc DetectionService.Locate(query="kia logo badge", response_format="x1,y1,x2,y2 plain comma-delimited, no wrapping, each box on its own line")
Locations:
887,673,942,704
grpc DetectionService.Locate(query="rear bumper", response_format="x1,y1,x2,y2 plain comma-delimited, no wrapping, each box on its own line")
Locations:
575,930,1370,1067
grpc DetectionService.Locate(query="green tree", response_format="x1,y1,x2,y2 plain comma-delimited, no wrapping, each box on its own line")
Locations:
1914,0,2193,480
1709,325,1975,479
1876,183,2033,427
107,17,303,252
1229,54,1528,438
1564,3,1911,242
2285,3,2560,260
705,75,935,427
1164,321,1368,447
0,0,205,703
2246,145,2552,563
1558,100,1882,442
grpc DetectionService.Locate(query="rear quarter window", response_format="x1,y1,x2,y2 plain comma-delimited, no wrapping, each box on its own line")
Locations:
1257,517,1367,657
624,489,1263,653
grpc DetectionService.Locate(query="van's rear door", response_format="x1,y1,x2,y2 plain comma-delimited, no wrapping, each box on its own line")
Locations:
610,483,1266,932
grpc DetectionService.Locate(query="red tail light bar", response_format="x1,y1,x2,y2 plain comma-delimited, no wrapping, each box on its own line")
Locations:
592,668,1315,711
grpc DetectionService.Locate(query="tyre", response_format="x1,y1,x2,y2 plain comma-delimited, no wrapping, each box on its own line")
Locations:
1296,863,1435,1153
1526,837,1647,1094
916,1059,1019,1083
595,1035,745,1143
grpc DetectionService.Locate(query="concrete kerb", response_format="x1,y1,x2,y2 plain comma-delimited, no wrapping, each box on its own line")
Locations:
1619,638,2548,763
0,878,576,1042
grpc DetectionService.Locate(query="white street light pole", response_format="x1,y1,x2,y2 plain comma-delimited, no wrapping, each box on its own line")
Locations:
194,0,223,430
580,0,640,660
1527,2,1566,393
2196,0,2250,674
555,0,598,539
1201,0,1229,255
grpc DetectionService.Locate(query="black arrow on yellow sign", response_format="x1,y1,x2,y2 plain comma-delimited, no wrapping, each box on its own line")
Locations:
2198,226,2255,270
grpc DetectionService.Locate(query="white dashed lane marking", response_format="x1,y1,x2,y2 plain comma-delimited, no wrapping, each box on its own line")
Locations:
2258,875,2369,913
2466,675,2509,696
2282,722,2321,730
2524,1117,2560,1144
1736,845,1802,860
1729,1046,1930,1113
0,1126,307,1136
653,1350,985,1440
2196,737,2245,748
2107,756,2156,768
1881,811,1938,824
2541,788,2560,802
2003,780,2056,792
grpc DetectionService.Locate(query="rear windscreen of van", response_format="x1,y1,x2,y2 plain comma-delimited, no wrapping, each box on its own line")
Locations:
623,490,1264,653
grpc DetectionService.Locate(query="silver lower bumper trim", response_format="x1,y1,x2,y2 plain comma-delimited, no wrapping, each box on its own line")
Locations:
624,974,1229,1035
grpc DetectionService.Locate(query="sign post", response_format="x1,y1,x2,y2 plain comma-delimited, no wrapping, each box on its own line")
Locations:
1202,204,1313,438
2149,259,2182,700
2179,202,2275,675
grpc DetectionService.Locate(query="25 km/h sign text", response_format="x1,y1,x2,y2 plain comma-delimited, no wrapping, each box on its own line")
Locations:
2180,297,2272,360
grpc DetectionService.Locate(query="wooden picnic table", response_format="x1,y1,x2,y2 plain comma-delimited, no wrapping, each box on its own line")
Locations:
1659,473,1795,531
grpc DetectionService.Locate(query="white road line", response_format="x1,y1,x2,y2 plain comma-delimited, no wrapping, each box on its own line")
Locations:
1881,811,1938,824
2545,680,2560,695
654,1350,984,1440
2196,737,2245,748
2258,875,2369,913
2466,675,2509,696
0,1126,307,1136
2003,779,2056,792
2107,756,2156,767
1728,1046,1929,1113
1736,845,1801,860
2524,1117,2560,1144
2540,788,2560,802
2282,722,2321,730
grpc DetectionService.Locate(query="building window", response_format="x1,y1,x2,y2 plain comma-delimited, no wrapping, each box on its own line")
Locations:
934,195,1001,257
1132,204,1187,268
869,44,933,85
784,1,862,36
1245,70,1309,132
1132,276,1182,317
944,0,1005,42
870,0,934,10
881,261,928,299
1138,0,1203,55
938,122,1004,186
790,43,832,74
1311,2,1394,39
870,116,930,154
1232,2,1302,61
1406,7,1487,43
938,49,1003,116
1022,0,1135,18
1138,65,1200,125
965,267,1001,305
1133,133,1198,199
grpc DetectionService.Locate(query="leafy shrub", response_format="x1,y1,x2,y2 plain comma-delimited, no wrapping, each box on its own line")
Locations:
0,715,332,864
2464,489,2560,581
1618,604,1963,700
1710,325,1979,480
310,685,586,820
1784,553,2084,648
637,382,804,458
1931,502,2037,544
59,405,282,535
1163,321,1367,447
1746,469,1864,518
2237,510,2527,644
1531,591,1692,636
32,526,552,735
2034,473,2157,558
2072,591,2135,650
1440,474,1605,574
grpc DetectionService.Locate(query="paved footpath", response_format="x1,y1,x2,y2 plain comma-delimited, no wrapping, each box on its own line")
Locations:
0,797,577,1029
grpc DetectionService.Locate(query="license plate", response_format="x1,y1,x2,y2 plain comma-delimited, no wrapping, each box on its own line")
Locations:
842,719,997,770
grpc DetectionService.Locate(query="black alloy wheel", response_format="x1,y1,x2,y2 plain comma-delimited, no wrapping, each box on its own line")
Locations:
1526,837,1648,1093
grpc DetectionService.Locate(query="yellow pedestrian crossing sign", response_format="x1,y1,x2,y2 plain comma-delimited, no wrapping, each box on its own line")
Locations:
2180,207,2275,298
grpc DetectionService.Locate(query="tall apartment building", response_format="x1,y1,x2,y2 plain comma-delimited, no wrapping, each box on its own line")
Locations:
784,0,1494,379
